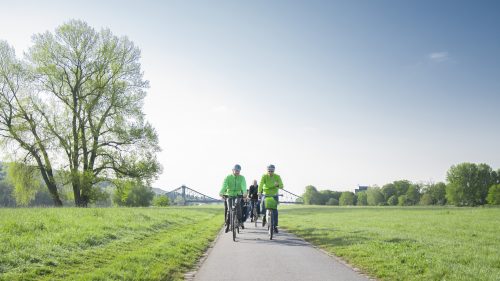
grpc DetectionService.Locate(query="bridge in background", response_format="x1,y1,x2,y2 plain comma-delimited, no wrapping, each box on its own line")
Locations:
164,185,222,205
160,185,304,205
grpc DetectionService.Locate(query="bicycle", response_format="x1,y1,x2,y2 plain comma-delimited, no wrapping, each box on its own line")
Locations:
264,196,278,240
248,198,259,227
225,196,241,242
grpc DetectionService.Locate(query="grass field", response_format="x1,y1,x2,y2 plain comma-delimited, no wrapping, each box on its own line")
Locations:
0,206,223,281
279,206,500,281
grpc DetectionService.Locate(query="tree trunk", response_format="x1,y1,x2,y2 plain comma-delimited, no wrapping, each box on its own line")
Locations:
47,182,63,207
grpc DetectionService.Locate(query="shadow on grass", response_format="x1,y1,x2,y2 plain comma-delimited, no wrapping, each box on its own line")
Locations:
384,238,417,243
288,228,370,247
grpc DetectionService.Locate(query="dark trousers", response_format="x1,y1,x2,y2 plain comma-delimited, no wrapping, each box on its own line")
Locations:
249,199,259,218
224,197,242,226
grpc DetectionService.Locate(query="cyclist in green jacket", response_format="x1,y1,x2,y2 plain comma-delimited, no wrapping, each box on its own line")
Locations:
219,164,247,233
258,164,283,233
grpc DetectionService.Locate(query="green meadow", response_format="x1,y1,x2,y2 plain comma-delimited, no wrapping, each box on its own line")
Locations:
280,206,500,281
0,207,223,281
2,206,500,281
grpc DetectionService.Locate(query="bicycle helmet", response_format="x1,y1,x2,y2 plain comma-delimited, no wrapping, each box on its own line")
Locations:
267,164,275,172
233,164,241,171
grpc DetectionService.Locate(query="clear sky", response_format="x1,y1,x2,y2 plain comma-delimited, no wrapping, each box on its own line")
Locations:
1,0,499,197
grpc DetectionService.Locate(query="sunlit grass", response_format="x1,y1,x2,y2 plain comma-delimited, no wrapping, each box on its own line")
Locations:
279,206,500,281
0,206,223,281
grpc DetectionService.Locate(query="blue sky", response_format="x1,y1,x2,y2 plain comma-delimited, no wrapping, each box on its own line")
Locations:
1,0,499,197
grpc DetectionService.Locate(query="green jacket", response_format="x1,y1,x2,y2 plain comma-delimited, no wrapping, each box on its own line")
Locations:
258,173,284,196
219,174,247,196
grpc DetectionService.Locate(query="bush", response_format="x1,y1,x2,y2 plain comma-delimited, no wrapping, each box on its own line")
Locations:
419,193,433,205
113,180,154,207
153,196,170,207
387,195,398,206
325,198,339,206
398,195,408,206
487,184,500,205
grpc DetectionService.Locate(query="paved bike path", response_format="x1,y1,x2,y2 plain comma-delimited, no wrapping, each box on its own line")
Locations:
193,220,372,281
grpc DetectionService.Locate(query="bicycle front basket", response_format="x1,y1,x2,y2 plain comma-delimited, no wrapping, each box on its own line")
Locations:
265,197,278,209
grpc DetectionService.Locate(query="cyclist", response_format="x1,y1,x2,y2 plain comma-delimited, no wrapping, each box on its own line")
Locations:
258,164,283,233
247,180,259,222
219,164,247,233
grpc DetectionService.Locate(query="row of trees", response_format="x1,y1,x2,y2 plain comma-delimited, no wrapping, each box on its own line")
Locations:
302,162,500,206
0,162,170,207
0,20,161,207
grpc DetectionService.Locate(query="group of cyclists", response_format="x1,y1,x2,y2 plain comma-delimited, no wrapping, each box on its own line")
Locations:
219,164,284,235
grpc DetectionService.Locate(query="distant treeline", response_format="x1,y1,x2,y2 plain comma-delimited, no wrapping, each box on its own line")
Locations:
0,162,170,208
302,162,500,206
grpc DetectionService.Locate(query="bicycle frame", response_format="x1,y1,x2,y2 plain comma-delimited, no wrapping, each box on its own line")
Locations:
225,196,241,242
249,199,258,227
263,196,278,240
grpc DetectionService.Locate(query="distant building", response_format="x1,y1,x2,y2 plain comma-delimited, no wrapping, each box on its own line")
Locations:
355,186,368,193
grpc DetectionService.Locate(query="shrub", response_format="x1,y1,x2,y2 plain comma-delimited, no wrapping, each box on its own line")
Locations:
325,198,339,206
113,180,154,207
487,184,500,205
387,195,398,206
398,195,408,206
153,195,170,206
419,193,433,205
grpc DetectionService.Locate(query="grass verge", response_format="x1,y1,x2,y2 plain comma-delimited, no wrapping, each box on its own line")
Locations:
279,206,500,281
0,206,223,281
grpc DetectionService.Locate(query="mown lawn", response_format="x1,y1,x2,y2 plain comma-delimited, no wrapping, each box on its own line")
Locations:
279,206,500,281
0,206,223,281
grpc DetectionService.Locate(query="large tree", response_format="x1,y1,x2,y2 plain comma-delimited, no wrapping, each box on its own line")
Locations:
0,20,161,206
446,163,494,206
366,187,385,206
0,41,63,206
302,185,323,205
421,182,446,205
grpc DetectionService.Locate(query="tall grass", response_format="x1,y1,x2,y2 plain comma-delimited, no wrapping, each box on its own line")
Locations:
0,206,223,281
279,206,500,281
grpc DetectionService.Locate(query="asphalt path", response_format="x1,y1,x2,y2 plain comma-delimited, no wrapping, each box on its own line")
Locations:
193,219,373,281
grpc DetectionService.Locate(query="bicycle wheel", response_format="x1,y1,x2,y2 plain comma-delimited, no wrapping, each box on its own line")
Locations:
231,208,236,241
235,205,240,234
254,206,258,228
268,210,273,240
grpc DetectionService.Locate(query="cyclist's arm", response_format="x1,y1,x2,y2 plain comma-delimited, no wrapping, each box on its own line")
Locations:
219,176,228,197
258,175,265,194
277,175,284,189
241,176,247,197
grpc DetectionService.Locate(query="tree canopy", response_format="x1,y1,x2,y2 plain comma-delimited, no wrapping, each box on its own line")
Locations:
0,20,161,207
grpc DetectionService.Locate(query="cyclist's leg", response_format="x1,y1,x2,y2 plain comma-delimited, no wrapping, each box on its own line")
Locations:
225,198,232,232
248,201,253,220
236,198,242,223
274,195,279,227
252,201,256,220
272,209,278,232
261,196,267,225
224,199,228,224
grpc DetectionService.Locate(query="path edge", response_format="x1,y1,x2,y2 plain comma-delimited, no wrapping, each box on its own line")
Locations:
184,226,224,280
280,227,377,281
